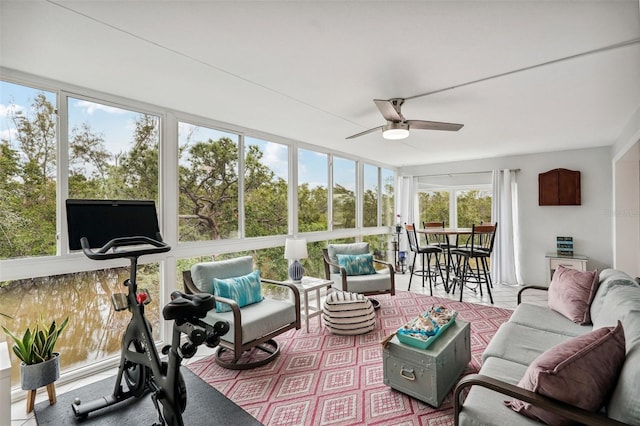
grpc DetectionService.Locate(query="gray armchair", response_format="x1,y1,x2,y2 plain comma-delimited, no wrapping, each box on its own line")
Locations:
183,256,301,370
322,242,395,296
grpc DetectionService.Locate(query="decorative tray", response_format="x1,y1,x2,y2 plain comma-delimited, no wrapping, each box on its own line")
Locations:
396,306,457,350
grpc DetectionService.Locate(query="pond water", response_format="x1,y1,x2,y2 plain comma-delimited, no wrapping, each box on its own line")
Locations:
0,266,160,387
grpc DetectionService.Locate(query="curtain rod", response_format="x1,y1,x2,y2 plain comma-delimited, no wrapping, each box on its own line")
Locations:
416,169,520,178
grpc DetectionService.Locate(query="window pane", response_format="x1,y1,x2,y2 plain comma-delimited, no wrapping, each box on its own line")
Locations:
456,189,492,227
0,81,57,258
0,265,160,387
381,168,395,227
68,97,159,201
363,164,378,227
419,190,450,226
244,137,288,237
332,157,355,229
363,233,392,266
178,123,239,241
298,149,328,232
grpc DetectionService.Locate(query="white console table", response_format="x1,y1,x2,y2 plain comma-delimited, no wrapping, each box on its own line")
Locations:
545,253,588,283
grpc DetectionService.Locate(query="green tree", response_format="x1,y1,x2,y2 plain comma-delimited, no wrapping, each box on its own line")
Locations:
244,144,287,237
418,191,449,226
179,137,281,241
298,183,327,232
457,190,492,227
69,123,112,198
116,114,159,201
0,93,57,258
363,188,377,227
333,184,355,229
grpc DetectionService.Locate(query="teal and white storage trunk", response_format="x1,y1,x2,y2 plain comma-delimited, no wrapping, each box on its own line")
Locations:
383,319,471,407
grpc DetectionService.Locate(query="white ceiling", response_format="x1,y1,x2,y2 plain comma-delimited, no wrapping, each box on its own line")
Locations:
1,0,639,167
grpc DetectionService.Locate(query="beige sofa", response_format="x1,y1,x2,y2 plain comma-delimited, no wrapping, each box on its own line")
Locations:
454,268,640,426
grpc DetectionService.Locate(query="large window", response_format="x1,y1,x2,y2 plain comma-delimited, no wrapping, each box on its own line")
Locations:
418,190,451,226
0,265,160,384
363,163,378,227
416,172,492,228
381,168,394,227
244,137,288,238
1,76,397,390
332,156,356,229
0,82,57,259
68,96,159,201
178,123,240,241
456,189,492,227
298,149,328,232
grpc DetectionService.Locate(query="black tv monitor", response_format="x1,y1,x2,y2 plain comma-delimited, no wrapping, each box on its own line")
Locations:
66,199,162,250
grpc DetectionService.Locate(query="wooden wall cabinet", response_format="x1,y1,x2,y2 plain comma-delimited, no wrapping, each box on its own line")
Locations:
539,168,581,206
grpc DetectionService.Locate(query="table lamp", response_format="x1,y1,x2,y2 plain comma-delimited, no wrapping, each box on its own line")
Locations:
284,238,308,283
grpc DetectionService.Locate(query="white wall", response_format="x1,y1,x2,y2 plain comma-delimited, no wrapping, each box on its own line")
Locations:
400,146,613,285
612,104,640,276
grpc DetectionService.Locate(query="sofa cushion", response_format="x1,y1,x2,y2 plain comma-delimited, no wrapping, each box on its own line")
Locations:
336,253,376,276
327,243,369,273
592,284,640,424
329,270,392,294
547,265,599,325
191,256,254,294
459,357,540,426
591,269,640,325
608,342,640,424
213,270,263,313
482,322,572,366
506,322,626,425
508,303,592,338
203,298,297,345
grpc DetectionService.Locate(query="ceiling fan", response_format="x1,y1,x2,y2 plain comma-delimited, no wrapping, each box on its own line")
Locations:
346,98,463,140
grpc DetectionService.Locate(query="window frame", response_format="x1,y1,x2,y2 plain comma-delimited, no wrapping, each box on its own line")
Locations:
417,183,492,228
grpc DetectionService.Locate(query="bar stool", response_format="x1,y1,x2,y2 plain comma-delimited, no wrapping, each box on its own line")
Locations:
450,222,497,304
405,223,444,295
423,221,454,292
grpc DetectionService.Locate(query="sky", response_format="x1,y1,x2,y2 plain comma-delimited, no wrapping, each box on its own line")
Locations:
0,80,389,192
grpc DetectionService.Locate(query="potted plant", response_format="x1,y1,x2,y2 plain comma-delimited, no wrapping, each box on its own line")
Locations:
2,316,69,391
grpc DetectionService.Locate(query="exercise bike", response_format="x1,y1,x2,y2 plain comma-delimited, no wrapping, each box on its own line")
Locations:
70,234,229,426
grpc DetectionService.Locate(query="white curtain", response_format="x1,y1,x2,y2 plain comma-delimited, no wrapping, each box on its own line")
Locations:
396,175,415,253
491,169,522,285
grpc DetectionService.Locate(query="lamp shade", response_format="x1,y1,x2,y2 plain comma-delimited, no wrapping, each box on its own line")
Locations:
284,238,308,260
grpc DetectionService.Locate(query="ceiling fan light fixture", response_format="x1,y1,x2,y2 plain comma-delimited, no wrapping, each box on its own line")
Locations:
382,122,409,140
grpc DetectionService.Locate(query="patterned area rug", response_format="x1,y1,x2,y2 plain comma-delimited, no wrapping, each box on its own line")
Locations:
186,291,513,426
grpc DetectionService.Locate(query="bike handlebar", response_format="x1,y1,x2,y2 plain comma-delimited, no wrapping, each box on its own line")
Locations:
80,235,171,260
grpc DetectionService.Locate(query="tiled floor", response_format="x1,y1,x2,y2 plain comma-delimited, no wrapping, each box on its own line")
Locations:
10,272,547,425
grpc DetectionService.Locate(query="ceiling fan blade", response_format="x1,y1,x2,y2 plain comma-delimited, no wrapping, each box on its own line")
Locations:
407,120,464,131
346,126,384,139
374,99,403,122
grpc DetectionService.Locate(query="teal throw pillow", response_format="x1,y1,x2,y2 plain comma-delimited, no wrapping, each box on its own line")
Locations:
336,253,377,276
213,270,263,313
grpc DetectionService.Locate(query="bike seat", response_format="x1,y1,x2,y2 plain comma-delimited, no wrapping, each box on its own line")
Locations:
163,292,214,320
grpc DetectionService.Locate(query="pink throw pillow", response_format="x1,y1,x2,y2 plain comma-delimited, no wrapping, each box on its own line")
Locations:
506,322,626,425
547,265,599,324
